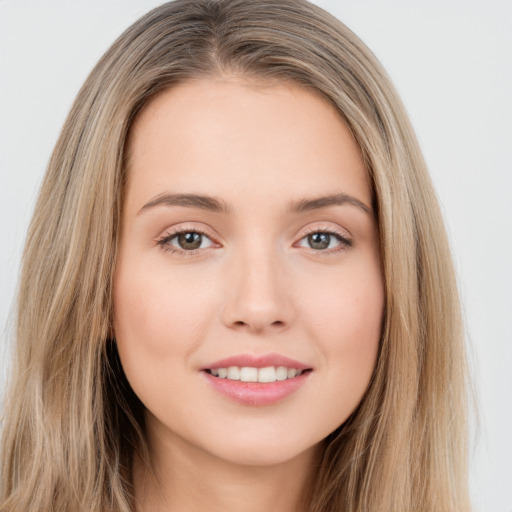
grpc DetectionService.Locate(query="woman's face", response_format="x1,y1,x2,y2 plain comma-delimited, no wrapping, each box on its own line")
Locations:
113,78,384,467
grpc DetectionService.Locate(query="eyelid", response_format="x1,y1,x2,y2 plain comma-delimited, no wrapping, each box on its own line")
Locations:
299,222,351,240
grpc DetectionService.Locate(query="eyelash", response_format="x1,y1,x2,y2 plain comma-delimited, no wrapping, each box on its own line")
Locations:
156,226,353,257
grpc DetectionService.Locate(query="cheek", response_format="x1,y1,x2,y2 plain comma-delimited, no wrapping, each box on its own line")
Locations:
303,257,383,346
112,261,218,385
300,259,384,408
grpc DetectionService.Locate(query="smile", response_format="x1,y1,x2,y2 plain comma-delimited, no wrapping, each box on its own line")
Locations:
208,366,304,383
201,354,312,406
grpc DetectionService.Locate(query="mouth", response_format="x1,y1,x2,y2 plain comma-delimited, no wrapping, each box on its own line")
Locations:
201,354,313,406
205,366,310,383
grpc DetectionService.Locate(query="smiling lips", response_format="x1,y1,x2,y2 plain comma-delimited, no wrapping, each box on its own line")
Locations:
202,354,312,406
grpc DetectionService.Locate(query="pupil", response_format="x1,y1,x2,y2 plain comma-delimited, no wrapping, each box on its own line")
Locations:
309,233,330,250
179,232,202,250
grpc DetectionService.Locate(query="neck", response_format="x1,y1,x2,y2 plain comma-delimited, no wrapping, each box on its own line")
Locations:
132,419,320,512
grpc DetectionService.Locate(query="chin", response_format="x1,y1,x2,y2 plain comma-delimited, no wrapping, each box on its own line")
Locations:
195,427,324,468
213,443,318,468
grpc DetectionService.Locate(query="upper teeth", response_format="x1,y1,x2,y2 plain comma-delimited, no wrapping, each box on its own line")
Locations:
210,366,303,383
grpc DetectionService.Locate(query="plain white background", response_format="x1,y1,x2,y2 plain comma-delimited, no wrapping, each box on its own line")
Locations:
0,1,511,510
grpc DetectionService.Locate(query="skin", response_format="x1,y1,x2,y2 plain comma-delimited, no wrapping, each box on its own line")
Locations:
113,76,384,512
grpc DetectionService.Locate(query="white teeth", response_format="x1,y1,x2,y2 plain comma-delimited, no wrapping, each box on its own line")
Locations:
227,366,240,380
276,366,288,381
258,366,276,383
240,367,258,382
209,366,305,382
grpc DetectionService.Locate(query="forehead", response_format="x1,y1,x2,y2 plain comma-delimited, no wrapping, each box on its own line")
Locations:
125,77,371,214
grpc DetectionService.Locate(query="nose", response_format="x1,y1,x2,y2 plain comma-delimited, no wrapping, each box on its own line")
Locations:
220,246,295,334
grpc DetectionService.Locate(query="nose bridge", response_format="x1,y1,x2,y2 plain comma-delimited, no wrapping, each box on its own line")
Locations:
221,236,294,333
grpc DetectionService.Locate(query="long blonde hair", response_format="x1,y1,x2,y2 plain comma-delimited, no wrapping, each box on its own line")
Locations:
0,1,471,510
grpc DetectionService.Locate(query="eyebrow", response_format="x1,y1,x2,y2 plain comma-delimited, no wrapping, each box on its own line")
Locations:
138,192,373,216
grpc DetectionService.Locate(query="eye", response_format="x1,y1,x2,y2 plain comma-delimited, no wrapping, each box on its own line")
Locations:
157,226,351,256
296,230,352,252
157,229,214,255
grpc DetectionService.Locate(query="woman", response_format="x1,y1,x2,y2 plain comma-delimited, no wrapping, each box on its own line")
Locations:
0,0,472,511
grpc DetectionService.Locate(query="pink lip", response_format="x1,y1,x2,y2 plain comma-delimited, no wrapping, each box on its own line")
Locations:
202,353,311,371
202,371,310,406
200,353,312,406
